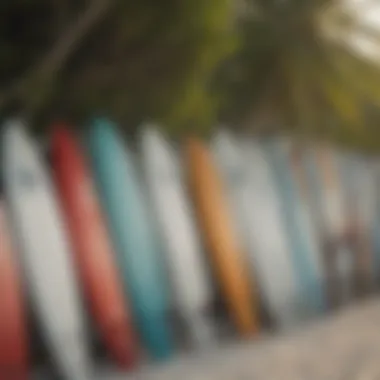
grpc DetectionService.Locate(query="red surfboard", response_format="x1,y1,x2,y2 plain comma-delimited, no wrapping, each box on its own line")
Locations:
51,125,138,368
0,202,28,380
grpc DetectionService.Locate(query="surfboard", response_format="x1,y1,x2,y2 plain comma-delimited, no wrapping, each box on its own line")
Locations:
370,158,380,282
355,156,376,293
314,146,347,239
264,138,325,316
289,144,325,249
85,118,172,360
287,143,325,291
51,126,139,368
336,152,375,295
184,136,259,337
305,145,353,307
140,127,215,347
211,130,301,328
0,201,29,380
2,120,91,380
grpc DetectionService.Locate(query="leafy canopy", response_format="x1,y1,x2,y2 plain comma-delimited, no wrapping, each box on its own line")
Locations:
2,0,380,146
0,0,235,134
218,0,380,149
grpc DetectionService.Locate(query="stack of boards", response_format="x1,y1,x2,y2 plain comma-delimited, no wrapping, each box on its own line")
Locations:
0,118,379,379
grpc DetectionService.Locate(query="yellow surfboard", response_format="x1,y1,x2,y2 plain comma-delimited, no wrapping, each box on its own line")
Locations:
184,137,259,337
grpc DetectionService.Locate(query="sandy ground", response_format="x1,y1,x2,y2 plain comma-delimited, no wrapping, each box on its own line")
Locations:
33,297,380,379
102,297,380,379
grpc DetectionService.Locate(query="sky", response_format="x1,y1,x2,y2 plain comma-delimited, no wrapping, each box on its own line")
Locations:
345,0,380,61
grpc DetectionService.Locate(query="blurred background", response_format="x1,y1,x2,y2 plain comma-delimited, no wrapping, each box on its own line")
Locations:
2,0,380,379
0,0,380,144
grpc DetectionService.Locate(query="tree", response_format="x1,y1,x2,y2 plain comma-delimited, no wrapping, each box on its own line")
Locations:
0,0,235,134
216,0,380,149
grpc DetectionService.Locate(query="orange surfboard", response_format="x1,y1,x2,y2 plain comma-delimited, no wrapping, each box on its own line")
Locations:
184,137,259,337
0,202,29,380
51,126,139,368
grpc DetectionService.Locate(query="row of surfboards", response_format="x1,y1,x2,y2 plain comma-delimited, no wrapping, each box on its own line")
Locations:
0,118,378,379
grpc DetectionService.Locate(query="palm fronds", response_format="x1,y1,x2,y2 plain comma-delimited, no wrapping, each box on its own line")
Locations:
219,0,380,148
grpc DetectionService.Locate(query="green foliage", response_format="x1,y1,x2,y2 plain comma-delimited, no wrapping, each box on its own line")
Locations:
3,0,380,146
0,0,235,134
217,0,380,149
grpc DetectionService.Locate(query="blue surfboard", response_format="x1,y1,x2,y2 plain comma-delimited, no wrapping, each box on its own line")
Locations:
263,137,325,316
85,118,172,360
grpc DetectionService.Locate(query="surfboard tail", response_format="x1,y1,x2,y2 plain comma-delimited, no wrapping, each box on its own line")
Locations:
137,312,173,361
104,324,139,369
188,314,216,348
58,342,92,380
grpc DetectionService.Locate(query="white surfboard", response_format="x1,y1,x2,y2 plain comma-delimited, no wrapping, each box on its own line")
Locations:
286,143,324,274
370,158,380,279
211,129,301,328
345,155,376,234
338,152,376,291
357,156,377,286
314,146,347,240
2,120,91,380
307,146,353,304
271,139,325,313
140,126,215,346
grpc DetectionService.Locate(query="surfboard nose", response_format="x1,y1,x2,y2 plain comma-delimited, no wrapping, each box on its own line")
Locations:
2,119,41,186
138,312,173,360
63,348,92,380
140,124,160,142
51,125,72,150
2,118,28,152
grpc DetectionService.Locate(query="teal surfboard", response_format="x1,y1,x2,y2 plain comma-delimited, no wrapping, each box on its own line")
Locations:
85,118,172,360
